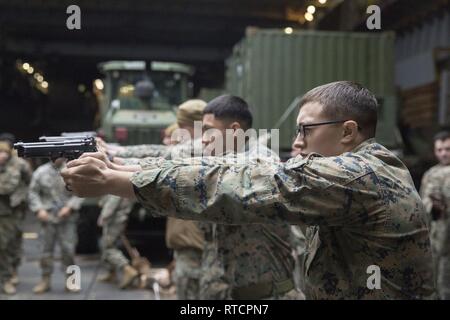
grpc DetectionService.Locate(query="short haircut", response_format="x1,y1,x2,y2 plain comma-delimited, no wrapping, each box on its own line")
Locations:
433,131,450,143
203,94,253,130
299,81,379,137
0,133,15,148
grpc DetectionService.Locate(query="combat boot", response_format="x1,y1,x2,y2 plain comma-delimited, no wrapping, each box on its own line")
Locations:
98,270,117,283
3,281,16,295
33,275,51,294
10,271,19,285
119,265,139,289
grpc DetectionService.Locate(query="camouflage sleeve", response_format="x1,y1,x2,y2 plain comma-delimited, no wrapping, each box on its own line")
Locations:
0,158,24,195
9,159,33,207
420,170,434,214
99,195,122,220
138,152,262,170
66,195,84,210
122,158,141,165
115,144,170,158
130,154,375,226
28,170,44,213
20,159,32,185
137,139,203,168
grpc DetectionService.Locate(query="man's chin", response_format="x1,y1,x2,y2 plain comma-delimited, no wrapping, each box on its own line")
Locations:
299,152,310,158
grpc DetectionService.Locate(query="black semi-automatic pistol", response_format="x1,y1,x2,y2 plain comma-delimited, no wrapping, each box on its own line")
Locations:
14,136,97,160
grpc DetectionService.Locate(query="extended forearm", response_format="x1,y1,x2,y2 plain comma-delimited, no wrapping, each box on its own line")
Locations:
106,169,136,199
110,161,142,172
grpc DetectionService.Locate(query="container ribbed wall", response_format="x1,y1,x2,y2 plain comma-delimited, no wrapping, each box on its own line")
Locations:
226,29,398,150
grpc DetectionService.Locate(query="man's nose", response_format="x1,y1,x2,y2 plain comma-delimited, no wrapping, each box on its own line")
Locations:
202,134,212,146
292,136,305,151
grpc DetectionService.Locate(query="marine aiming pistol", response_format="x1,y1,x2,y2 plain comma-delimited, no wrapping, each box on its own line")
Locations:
14,136,97,160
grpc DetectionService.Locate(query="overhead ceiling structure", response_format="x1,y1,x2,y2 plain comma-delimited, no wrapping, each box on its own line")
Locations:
0,0,318,87
0,0,448,87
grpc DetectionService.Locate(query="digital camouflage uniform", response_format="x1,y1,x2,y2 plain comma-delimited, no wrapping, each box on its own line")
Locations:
198,221,299,300
28,162,83,276
0,155,31,288
166,140,207,299
115,144,170,159
195,143,302,300
420,164,448,290
99,195,134,273
436,171,450,300
420,165,450,299
128,139,301,299
131,138,435,299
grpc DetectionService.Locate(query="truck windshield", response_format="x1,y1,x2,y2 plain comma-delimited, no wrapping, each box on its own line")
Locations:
110,70,187,111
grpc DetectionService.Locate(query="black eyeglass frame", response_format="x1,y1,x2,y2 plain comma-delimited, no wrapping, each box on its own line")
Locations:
295,120,362,138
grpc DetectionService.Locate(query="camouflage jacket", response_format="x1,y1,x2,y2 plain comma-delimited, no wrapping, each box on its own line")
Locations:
198,221,294,299
117,139,203,160
196,143,296,299
420,164,446,218
29,162,83,217
115,144,170,159
131,138,435,299
420,164,449,256
421,166,450,257
437,170,450,258
0,155,32,216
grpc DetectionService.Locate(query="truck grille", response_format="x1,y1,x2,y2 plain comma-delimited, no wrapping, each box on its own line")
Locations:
124,128,162,145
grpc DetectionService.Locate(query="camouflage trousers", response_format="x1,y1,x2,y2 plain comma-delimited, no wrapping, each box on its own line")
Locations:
430,220,447,298
199,265,230,300
39,218,77,276
265,288,305,300
11,213,24,274
174,248,203,300
100,216,129,271
437,256,450,299
430,222,445,273
0,216,18,285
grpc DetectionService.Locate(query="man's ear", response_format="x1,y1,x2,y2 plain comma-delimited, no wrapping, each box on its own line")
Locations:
341,121,359,144
230,121,242,132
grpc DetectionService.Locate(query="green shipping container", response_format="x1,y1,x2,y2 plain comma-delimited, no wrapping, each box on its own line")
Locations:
225,29,399,151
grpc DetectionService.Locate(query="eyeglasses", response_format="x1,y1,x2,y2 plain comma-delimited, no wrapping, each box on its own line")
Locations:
295,120,361,139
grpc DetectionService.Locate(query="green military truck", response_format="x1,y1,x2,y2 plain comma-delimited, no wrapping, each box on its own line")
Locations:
98,60,194,145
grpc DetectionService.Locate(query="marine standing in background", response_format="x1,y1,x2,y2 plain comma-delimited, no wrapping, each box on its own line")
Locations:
420,131,450,299
29,158,83,294
0,133,32,295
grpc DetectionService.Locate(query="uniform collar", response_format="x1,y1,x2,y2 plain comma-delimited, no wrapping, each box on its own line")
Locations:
351,138,377,153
